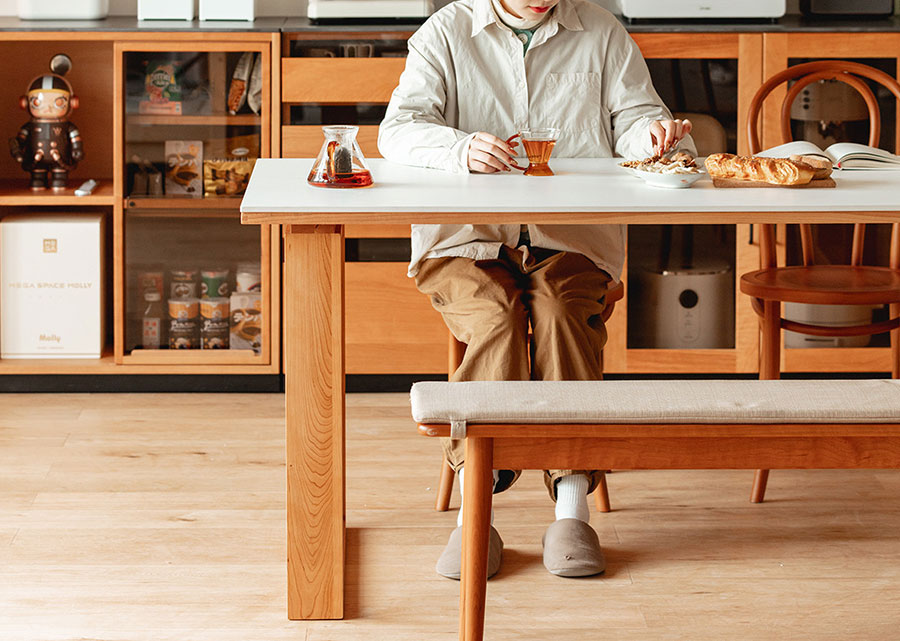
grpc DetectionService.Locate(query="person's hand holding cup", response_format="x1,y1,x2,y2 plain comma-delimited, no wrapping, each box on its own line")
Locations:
467,132,521,173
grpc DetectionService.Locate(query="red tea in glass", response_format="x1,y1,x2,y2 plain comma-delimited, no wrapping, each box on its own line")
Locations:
506,127,560,176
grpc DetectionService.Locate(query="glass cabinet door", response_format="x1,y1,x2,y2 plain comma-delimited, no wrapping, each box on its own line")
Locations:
115,42,273,366
123,209,268,362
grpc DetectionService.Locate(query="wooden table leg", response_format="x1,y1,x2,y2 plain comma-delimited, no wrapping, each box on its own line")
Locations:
461,437,493,641
284,224,346,619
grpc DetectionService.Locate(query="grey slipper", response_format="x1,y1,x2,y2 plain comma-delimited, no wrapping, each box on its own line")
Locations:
435,525,503,580
542,518,606,577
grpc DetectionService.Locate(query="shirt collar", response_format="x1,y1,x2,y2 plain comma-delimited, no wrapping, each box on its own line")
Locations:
470,0,584,37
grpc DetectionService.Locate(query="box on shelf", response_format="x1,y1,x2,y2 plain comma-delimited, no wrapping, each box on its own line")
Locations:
138,0,194,20
203,157,256,197
200,0,255,21
17,0,109,19
230,291,261,354
139,59,183,115
1,214,105,359
165,140,203,196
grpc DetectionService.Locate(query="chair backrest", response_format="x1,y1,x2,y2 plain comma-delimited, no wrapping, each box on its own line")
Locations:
746,60,900,270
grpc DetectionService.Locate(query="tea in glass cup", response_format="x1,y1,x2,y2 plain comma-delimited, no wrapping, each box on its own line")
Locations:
506,127,560,176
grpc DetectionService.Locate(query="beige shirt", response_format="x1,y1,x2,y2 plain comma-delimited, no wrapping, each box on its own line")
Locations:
377,0,695,279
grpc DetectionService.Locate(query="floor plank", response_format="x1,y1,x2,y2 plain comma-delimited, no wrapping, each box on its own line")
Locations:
1,392,900,640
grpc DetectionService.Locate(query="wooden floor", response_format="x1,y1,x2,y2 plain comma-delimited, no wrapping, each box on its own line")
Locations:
2,392,900,640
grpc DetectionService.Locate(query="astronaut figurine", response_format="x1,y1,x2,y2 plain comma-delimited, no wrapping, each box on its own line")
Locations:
9,54,84,191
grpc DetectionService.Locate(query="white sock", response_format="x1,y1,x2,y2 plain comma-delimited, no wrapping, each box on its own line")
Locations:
554,474,590,523
456,468,497,528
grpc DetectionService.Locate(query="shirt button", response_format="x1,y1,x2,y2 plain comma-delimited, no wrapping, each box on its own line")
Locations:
517,32,528,44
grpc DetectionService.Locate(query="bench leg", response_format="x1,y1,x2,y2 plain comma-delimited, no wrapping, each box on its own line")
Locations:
436,457,455,512
460,437,493,641
593,470,611,513
750,469,770,504
891,302,900,380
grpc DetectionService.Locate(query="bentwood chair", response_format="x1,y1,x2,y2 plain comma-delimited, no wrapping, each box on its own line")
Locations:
742,60,900,502
434,280,625,513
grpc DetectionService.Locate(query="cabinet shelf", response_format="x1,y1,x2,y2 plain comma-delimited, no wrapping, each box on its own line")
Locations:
122,349,264,366
125,196,242,210
127,114,261,126
0,351,119,375
0,179,115,206
126,209,241,219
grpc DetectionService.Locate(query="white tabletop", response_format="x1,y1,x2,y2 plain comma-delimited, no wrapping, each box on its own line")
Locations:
241,158,900,226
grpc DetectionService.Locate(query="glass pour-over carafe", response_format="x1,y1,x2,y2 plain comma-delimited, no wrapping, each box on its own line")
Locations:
307,125,373,188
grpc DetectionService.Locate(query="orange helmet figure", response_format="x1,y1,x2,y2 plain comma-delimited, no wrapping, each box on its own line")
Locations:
9,54,84,191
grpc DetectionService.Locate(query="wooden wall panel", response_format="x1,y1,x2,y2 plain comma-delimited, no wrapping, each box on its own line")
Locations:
282,58,406,104
345,262,447,374
283,125,381,158
632,33,740,59
345,224,410,238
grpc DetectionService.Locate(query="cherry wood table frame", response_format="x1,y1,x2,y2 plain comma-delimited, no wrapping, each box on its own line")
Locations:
241,158,900,620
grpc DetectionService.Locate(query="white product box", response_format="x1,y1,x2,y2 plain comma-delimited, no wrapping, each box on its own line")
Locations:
17,0,109,20
138,0,195,21
200,0,255,21
1,214,105,359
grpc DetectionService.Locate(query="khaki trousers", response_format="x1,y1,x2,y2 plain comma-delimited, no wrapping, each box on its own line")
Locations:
415,245,613,500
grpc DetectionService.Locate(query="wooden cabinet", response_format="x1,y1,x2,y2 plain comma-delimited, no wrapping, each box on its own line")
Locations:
281,30,768,375
0,30,281,376
282,27,900,377
2,23,898,382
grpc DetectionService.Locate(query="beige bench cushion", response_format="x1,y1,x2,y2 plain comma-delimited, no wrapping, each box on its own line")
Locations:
410,380,900,425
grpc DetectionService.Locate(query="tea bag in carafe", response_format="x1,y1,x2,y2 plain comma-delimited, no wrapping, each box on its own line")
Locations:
307,125,373,188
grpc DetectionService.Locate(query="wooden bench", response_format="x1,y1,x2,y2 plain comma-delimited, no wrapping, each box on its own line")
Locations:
411,379,900,641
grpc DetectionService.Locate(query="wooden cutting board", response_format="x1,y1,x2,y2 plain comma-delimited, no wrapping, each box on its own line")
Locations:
712,177,836,188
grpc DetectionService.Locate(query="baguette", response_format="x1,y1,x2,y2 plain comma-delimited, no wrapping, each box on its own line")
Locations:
789,154,833,180
705,153,815,186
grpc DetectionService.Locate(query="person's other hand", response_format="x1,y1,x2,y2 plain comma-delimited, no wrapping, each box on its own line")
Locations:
467,132,519,173
649,118,693,156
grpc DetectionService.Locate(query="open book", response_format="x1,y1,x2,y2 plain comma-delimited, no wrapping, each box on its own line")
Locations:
757,141,900,170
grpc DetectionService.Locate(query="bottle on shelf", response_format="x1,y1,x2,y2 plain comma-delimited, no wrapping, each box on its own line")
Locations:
141,291,165,349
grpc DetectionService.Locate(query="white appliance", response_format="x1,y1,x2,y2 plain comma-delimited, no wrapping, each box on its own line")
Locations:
631,261,734,349
308,0,434,22
784,303,876,348
1,214,105,359
619,0,786,20
201,0,256,21
138,0,194,21
17,0,108,20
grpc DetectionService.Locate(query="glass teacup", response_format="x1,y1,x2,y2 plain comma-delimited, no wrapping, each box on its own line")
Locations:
506,127,560,176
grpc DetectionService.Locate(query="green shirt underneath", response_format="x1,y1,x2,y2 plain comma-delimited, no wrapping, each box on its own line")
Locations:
511,27,535,54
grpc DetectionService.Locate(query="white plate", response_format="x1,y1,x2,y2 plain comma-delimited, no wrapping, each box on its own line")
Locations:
622,166,706,189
